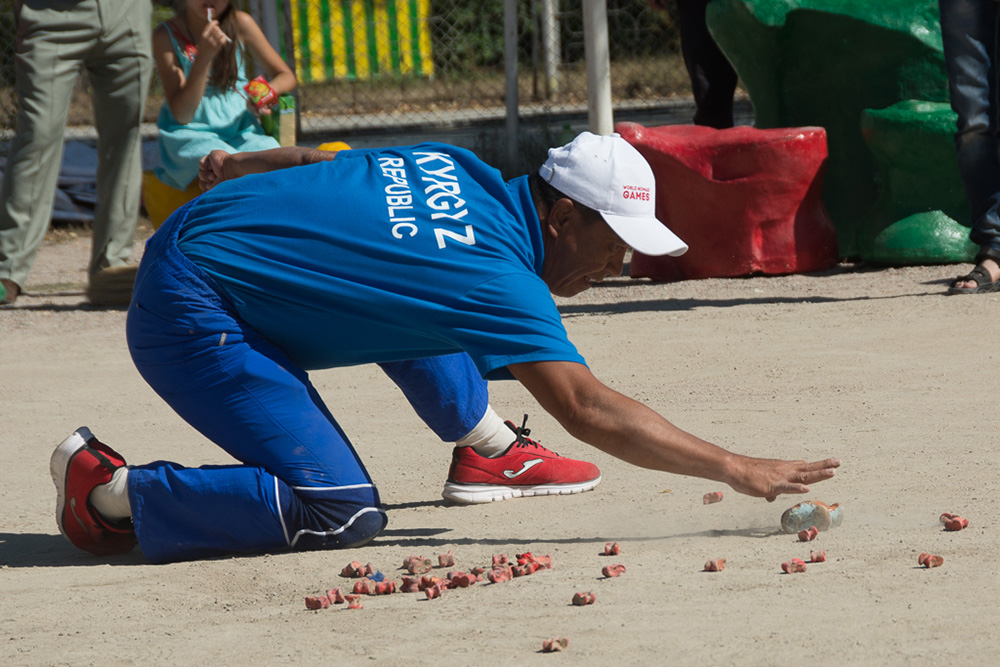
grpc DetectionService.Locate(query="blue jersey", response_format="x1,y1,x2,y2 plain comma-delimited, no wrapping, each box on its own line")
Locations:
174,143,585,379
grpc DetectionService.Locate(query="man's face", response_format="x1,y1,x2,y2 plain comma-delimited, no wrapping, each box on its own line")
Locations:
540,199,629,297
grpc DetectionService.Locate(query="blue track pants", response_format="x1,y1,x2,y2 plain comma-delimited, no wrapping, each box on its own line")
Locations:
125,217,488,563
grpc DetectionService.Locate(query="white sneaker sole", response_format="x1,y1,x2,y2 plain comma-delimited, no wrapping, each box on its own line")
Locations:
50,427,94,540
442,476,601,505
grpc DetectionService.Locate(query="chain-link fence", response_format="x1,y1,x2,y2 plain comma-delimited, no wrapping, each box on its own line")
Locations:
1,0,704,173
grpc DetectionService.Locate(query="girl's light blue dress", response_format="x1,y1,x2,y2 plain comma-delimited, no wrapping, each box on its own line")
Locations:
155,21,279,190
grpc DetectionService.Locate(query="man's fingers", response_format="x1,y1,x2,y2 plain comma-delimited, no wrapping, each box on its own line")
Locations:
807,458,841,470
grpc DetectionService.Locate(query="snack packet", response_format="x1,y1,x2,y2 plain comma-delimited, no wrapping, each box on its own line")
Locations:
243,75,278,111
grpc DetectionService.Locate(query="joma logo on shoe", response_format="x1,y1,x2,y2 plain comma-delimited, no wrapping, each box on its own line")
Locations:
503,458,544,479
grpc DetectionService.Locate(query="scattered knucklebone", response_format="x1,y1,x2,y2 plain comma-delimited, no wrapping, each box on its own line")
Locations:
374,581,396,595
918,553,944,568
403,555,433,575
399,576,421,593
447,572,477,588
703,491,724,505
424,584,444,600
944,516,969,532
781,558,808,573
703,558,726,572
542,638,569,653
531,555,552,569
438,550,455,568
341,561,374,578
571,591,596,606
602,564,626,578
797,526,819,542
418,575,445,591
470,566,487,577
487,567,513,584
809,551,826,563
515,552,552,570
326,587,345,604
304,595,329,610
492,553,511,567
604,542,621,556
353,579,376,595
345,594,363,609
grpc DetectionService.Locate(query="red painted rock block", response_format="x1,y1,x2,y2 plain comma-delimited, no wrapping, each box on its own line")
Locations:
571,592,596,606
616,122,838,281
438,550,455,568
809,551,826,563
604,542,621,556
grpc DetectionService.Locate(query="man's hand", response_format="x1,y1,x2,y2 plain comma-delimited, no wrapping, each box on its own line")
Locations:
198,147,332,192
198,149,233,191
725,456,841,502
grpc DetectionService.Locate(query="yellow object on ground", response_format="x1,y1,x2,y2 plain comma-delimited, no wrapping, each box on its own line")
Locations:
142,171,202,230
317,141,352,152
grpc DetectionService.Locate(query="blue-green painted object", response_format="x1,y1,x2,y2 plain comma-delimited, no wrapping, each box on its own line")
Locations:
706,0,953,258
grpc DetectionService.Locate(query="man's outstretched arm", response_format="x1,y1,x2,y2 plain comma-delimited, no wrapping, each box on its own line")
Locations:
198,146,339,190
509,360,839,501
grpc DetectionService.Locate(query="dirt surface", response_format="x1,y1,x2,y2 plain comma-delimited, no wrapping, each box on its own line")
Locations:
2,227,998,666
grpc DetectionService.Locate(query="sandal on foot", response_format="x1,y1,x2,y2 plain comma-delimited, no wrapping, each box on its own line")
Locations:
948,264,1000,295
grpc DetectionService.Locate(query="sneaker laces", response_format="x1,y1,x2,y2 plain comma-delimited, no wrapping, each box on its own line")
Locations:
510,414,557,454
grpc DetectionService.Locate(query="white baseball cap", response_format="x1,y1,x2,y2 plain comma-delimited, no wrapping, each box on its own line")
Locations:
538,132,688,257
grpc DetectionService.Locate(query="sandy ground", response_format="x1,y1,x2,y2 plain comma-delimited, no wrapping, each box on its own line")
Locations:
2,224,999,666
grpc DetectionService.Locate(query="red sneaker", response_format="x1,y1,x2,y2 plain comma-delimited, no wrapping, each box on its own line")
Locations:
50,427,136,556
442,416,601,504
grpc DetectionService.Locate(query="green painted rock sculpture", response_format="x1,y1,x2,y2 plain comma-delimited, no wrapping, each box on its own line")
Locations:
706,0,951,258
859,101,976,264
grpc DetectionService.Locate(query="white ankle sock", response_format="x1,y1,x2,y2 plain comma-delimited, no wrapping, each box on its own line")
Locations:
454,406,513,458
90,467,132,521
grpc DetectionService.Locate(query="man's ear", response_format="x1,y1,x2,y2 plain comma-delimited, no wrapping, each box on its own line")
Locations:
544,198,576,238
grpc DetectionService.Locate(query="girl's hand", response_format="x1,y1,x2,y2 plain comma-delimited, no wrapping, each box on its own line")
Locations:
197,16,230,60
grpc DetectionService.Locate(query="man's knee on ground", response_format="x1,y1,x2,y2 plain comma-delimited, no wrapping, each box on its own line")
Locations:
283,486,388,551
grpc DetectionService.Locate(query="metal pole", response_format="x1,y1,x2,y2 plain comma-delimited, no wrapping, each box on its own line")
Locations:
504,0,520,170
540,0,561,96
583,0,613,135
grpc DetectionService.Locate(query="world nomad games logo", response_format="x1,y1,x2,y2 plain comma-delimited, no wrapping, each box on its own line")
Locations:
621,184,650,201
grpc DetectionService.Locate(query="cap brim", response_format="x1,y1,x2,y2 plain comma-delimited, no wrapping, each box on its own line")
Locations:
601,212,688,257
